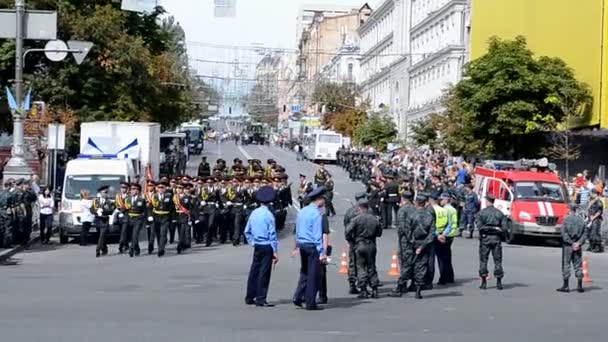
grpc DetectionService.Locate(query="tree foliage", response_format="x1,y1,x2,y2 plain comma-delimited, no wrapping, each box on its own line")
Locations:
354,112,397,152
0,0,210,137
312,82,367,137
246,83,278,127
410,116,439,151
426,36,592,157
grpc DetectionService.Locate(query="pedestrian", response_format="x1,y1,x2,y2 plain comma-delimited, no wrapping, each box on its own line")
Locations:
292,187,326,310
244,186,278,307
343,192,367,294
92,185,116,257
437,193,458,285
475,195,506,290
557,203,587,293
79,189,94,246
37,187,54,244
346,198,382,298
389,191,417,297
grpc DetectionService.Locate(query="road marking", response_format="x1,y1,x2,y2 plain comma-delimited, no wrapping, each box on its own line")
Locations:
238,145,252,160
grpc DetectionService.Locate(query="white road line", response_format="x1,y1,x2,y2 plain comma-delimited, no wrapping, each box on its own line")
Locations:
237,145,252,160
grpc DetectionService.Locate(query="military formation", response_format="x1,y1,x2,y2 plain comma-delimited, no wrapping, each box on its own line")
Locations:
0,178,38,249
87,158,293,258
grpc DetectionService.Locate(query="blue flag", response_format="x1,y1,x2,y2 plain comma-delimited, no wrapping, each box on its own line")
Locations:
5,87,17,111
22,88,31,112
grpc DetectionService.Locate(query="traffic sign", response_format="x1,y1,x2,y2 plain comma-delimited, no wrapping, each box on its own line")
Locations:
0,9,57,40
44,39,68,62
67,40,94,65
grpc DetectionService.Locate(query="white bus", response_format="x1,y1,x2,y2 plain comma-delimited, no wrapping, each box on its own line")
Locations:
303,130,343,163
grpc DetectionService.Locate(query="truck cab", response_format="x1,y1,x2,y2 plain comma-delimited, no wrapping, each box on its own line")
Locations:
474,158,568,243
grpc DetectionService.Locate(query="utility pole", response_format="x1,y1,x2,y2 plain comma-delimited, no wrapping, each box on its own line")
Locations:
4,0,31,179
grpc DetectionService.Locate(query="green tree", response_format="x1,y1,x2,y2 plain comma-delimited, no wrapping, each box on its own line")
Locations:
354,112,397,151
312,82,367,137
410,115,439,151
433,36,592,157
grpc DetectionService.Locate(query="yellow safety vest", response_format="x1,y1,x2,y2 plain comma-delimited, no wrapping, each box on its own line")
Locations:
444,204,459,237
432,205,448,235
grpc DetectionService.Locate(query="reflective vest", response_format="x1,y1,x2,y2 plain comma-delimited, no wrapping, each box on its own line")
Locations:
444,204,459,237
432,205,448,235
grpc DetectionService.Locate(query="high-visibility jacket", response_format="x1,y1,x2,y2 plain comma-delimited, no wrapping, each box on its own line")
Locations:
432,205,448,235
444,204,459,237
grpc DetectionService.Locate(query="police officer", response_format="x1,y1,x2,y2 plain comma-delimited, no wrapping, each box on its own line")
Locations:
346,198,382,299
292,187,326,311
244,186,279,307
125,183,147,257
425,194,447,288
149,181,174,257
475,195,507,290
231,177,246,246
384,174,400,228
116,182,130,253
344,192,367,294
92,185,116,257
437,193,458,285
460,184,480,238
174,182,195,254
202,177,220,247
586,189,604,253
411,195,435,299
557,203,587,293
198,156,211,178
218,177,235,244
389,191,417,297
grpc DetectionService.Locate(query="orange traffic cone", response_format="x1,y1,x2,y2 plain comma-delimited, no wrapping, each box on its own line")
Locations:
583,256,592,283
338,249,348,274
388,250,400,277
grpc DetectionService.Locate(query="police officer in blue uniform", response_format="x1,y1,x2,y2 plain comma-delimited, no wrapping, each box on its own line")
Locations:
292,187,326,311
244,186,278,307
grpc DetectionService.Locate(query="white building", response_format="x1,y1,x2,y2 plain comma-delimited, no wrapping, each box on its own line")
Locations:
296,3,363,44
406,0,470,126
320,44,360,84
358,0,411,136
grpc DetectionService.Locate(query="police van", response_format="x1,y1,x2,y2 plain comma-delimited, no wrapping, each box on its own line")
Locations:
474,158,568,244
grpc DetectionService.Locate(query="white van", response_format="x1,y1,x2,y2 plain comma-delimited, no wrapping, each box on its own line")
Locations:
58,158,135,243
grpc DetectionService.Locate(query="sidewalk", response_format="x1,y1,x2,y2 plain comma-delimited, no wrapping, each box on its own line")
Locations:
0,227,51,263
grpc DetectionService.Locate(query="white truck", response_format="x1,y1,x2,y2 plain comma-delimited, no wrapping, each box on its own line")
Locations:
58,121,161,243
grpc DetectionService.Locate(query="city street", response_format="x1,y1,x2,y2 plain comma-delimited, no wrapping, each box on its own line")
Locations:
1,132,607,342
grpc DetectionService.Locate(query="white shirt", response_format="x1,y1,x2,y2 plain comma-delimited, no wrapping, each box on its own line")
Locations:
80,199,94,223
38,195,54,215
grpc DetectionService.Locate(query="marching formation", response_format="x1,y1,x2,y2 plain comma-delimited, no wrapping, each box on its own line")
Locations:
80,158,293,258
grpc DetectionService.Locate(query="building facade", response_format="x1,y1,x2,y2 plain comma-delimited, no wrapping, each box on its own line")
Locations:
406,0,470,127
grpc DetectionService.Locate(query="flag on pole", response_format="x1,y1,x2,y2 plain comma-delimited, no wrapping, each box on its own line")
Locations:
5,87,17,112
22,87,31,112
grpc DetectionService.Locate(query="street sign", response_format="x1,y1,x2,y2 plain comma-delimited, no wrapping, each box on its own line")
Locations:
47,123,66,150
0,10,57,40
121,0,158,13
67,40,94,64
291,105,301,113
44,39,68,62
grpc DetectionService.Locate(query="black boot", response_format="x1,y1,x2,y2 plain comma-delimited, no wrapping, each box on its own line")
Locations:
129,249,134,258
415,286,423,299
577,278,585,293
468,230,474,239
349,283,359,295
479,277,487,290
371,287,379,299
556,279,569,293
496,278,503,290
357,288,369,299
148,245,153,255
388,285,404,297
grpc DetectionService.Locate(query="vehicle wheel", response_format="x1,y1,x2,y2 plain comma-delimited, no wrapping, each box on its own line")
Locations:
505,219,518,244
59,228,68,244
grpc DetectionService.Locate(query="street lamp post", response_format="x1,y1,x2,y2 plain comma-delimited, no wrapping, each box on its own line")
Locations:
4,0,32,179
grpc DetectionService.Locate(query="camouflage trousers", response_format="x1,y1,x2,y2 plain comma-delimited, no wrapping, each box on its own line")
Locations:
562,246,583,280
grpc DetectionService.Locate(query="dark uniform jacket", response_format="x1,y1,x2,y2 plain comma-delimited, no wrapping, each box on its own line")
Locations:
125,195,147,218
150,192,174,217
475,206,507,236
91,197,116,220
396,204,417,245
346,213,382,244
411,207,435,248
561,214,587,246
198,162,211,177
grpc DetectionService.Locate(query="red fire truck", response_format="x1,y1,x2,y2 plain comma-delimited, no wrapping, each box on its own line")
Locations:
474,158,568,243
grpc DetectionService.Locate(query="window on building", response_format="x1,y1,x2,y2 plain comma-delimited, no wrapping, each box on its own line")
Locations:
347,63,354,81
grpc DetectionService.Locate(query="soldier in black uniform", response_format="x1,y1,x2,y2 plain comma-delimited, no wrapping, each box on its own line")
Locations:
197,156,211,178
92,186,116,257
11,179,26,245
557,203,587,293
0,182,13,248
384,174,400,229
276,174,292,231
230,177,246,246
389,191,418,297
201,177,220,247
167,179,177,244
586,189,604,253
218,177,235,244
173,182,195,254
149,182,174,257
213,159,226,177
116,182,130,253
125,183,147,257
475,195,507,290
410,195,435,299
144,180,156,252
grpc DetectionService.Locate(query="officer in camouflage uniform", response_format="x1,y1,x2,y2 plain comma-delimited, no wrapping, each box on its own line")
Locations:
475,195,507,290
586,189,604,253
11,179,26,245
343,192,367,294
556,203,587,293
389,191,417,297
410,195,435,299
346,198,382,299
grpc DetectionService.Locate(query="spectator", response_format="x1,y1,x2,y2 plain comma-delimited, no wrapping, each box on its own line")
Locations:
37,187,54,244
79,189,94,246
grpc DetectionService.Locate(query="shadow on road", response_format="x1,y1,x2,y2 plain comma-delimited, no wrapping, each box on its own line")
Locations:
272,296,371,310
0,257,21,266
423,291,464,299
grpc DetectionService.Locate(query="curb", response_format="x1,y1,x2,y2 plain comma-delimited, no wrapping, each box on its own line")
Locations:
0,227,58,263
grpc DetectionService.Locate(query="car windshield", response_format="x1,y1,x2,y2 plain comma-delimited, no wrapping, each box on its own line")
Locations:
319,134,341,144
514,181,566,202
64,175,125,200
184,129,202,142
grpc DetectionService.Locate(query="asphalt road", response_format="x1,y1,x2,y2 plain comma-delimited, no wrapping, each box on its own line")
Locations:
1,124,607,342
